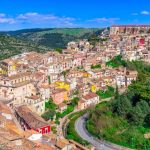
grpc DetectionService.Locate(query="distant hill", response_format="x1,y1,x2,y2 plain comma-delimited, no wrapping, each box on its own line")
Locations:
0,28,104,60
2,28,104,49
0,34,48,60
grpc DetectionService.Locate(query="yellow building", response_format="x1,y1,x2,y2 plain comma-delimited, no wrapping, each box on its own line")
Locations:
91,85,97,93
83,72,91,78
54,81,70,91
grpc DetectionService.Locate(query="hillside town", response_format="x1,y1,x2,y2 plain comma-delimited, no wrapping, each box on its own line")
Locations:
0,25,150,150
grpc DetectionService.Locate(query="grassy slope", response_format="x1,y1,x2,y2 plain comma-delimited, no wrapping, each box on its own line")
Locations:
86,102,150,149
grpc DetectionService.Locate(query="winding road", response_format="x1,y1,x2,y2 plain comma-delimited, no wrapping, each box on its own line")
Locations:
75,114,131,150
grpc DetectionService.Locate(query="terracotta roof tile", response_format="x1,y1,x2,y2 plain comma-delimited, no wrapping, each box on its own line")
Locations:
15,105,49,129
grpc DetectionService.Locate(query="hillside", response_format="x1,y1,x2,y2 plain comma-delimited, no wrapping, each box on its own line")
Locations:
0,28,104,60
86,61,150,149
0,34,48,60
3,28,104,49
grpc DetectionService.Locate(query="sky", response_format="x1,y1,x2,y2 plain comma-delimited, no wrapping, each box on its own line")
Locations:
0,0,150,30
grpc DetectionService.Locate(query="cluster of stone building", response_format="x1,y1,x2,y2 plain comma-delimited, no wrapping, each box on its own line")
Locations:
1,25,145,149
0,102,90,150
109,25,150,61
0,102,54,150
0,46,137,114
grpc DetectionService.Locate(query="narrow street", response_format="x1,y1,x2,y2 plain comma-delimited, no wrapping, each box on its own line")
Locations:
57,109,79,138
9,106,24,132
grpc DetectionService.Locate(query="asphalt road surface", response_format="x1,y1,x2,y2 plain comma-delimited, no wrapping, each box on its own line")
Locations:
75,114,127,150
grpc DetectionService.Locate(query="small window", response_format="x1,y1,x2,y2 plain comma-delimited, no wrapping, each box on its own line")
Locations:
39,129,42,133
45,127,48,134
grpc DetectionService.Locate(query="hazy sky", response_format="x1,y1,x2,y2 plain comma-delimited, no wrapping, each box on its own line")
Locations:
0,0,150,30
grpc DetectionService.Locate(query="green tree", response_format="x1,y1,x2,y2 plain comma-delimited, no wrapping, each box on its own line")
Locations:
48,75,51,85
114,85,119,99
137,100,150,115
45,98,57,110
130,105,145,125
61,70,69,79
91,64,101,69
70,97,80,106
42,109,56,121
145,113,150,126
129,100,150,125
115,96,132,118
55,48,62,53
73,90,79,95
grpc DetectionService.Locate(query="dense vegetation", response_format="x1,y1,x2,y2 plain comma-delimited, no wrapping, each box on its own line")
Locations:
86,61,150,149
96,86,115,99
106,55,127,68
56,97,80,119
41,98,57,121
91,64,101,69
3,28,104,49
42,97,80,121
0,34,48,60
88,36,109,45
